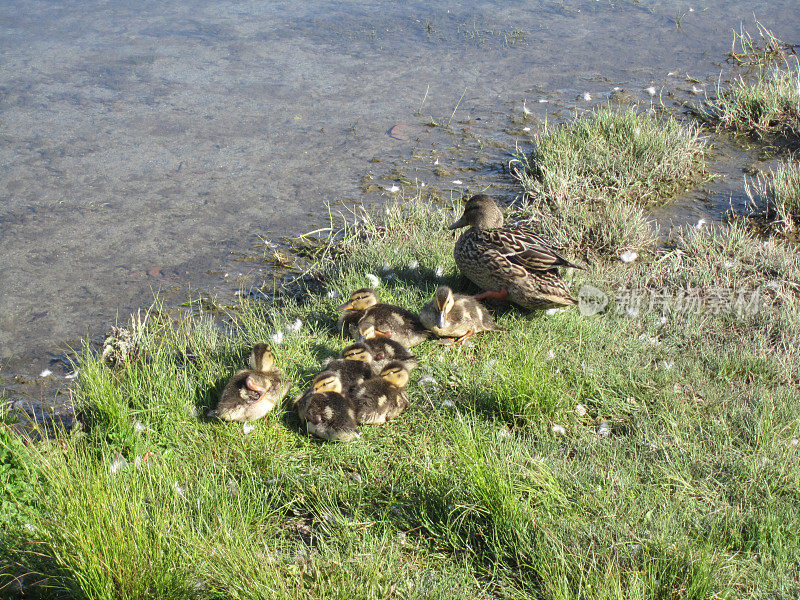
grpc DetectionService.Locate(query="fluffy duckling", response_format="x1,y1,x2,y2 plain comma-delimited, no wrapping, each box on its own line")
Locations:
352,361,411,425
337,288,375,337
319,344,374,394
419,286,501,344
449,194,583,310
350,326,418,371
338,288,430,347
295,374,359,442
213,343,291,422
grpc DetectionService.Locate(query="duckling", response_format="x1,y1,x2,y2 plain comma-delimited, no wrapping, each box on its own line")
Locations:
213,343,291,422
338,288,430,347
319,344,374,394
295,374,359,442
350,325,418,371
337,288,374,337
419,286,501,344
449,194,583,310
352,361,411,425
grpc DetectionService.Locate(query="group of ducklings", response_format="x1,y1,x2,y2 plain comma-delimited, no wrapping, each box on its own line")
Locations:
213,194,583,441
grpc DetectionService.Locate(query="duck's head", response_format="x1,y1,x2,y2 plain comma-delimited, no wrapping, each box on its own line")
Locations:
250,343,275,371
338,288,379,312
434,286,455,329
380,361,410,388
312,372,343,394
357,321,392,341
448,194,504,230
341,343,372,364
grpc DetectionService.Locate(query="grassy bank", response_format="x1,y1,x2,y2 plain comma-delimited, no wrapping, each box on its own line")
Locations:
2,108,799,599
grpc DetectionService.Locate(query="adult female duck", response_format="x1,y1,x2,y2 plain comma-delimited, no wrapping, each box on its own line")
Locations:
449,194,583,310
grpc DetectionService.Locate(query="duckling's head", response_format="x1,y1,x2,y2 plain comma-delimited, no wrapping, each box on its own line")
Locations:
380,361,410,388
434,286,455,329
312,373,343,394
341,343,372,364
448,194,504,230
357,320,392,341
338,288,378,312
250,343,275,371
342,342,372,364
357,321,376,340
302,393,338,427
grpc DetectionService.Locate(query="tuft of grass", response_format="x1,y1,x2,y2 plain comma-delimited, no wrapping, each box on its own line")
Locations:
516,107,707,206
511,106,707,255
728,19,797,67
700,59,800,138
745,161,800,232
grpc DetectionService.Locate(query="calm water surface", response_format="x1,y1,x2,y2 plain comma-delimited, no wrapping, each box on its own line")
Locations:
1,0,799,389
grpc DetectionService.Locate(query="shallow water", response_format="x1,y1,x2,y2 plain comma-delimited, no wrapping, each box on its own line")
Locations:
2,1,799,395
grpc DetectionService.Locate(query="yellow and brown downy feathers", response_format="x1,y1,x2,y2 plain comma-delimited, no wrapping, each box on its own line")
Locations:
294,373,360,442
419,285,500,344
351,361,411,425
338,288,430,347
214,343,291,422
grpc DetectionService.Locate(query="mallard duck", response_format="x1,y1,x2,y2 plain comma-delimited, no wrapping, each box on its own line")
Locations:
351,324,418,371
295,374,359,442
448,194,583,310
213,343,291,422
339,288,430,347
352,361,410,425
419,286,501,344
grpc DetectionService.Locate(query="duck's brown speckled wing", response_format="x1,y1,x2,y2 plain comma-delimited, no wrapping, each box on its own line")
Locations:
454,229,578,309
457,235,529,281
475,225,581,272
522,269,578,308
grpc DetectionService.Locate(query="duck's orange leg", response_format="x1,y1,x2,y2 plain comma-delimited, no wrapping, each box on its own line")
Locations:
455,328,476,345
474,288,509,302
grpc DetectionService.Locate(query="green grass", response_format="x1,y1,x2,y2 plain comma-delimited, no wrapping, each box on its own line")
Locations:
746,161,800,233
699,59,800,139
2,122,799,598
511,106,707,256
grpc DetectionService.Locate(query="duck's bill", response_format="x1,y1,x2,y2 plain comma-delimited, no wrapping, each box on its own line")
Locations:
337,300,355,310
448,216,467,230
437,311,448,329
